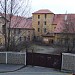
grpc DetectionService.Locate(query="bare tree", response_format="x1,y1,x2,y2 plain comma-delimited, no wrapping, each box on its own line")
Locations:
59,14,75,52
0,0,31,51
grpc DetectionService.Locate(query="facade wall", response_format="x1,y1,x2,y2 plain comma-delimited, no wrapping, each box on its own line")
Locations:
32,13,54,38
32,13,60,43
0,18,6,45
0,35,5,45
10,28,34,44
54,33,75,45
43,36,54,44
51,24,57,32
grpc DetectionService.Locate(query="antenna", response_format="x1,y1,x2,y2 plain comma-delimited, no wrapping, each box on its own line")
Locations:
65,11,67,21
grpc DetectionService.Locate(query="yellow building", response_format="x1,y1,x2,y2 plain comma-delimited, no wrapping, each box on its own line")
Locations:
0,16,8,45
32,9,54,41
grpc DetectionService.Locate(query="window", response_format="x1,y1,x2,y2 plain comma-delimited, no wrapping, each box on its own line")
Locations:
2,25,5,34
19,37,21,41
38,28,40,32
24,36,26,41
44,28,46,33
45,14,47,19
38,15,40,19
28,36,30,41
38,21,40,25
54,27,56,29
44,21,46,25
14,29,17,35
28,31,30,35
18,29,20,34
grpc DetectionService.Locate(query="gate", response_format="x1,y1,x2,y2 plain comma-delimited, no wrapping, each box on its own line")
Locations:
26,52,61,69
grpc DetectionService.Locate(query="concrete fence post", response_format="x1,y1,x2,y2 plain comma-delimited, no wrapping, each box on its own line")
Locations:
6,52,7,64
25,52,26,65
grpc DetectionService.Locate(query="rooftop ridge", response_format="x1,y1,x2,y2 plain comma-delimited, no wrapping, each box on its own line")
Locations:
33,9,54,14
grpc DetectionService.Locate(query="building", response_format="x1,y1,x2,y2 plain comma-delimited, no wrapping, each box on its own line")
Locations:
9,16,34,45
0,13,34,47
0,9,75,47
0,15,9,45
32,9,75,45
32,9,54,42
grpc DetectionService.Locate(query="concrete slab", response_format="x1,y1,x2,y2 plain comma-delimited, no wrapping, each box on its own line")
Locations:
0,65,72,75
0,72,72,75
0,64,24,72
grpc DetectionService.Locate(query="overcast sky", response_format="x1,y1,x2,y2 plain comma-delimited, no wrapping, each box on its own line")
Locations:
31,0,75,14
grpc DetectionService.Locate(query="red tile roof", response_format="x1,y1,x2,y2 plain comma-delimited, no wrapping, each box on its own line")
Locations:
52,14,65,25
1,10,75,34
33,9,54,14
0,13,33,29
54,14,75,33
10,16,32,29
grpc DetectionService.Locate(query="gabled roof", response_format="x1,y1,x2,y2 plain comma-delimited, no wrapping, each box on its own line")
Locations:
10,16,32,29
52,14,65,25
0,12,33,29
53,14,75,33
33,9,54,14
11,16,33,29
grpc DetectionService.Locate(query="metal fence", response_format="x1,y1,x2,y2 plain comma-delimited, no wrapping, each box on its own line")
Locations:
0,52,26,65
